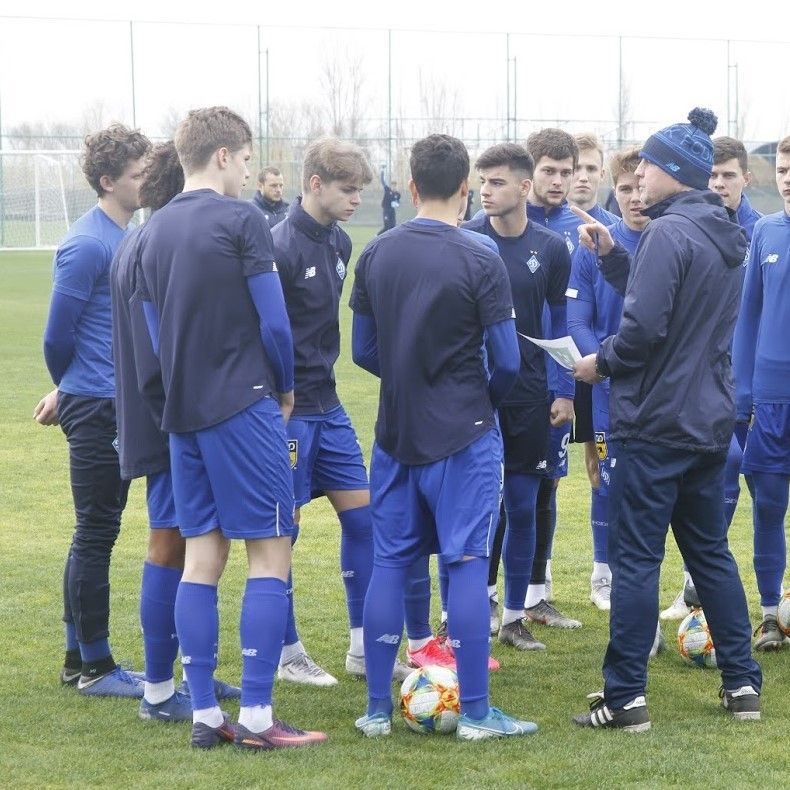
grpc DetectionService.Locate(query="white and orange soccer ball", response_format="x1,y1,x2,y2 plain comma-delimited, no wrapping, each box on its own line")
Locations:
677,608,717,668
399,666,460,734
776,590,790,636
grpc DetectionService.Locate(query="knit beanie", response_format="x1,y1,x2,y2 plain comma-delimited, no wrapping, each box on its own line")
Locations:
640,108,718,190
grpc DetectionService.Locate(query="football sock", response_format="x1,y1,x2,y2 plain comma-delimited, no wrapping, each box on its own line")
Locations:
750,471,789,607
532,477,557,588
407,637,432,651
79,638,114,677
140,561,181,683
438,556,449,614
283,569,299,646
440,611,448,623
502,473,540,611
280,640,305,665
174,581,218,711
65,622,78,652
364,564,407,717
502,608,523,626
525,584,545,609
762,605,778,618
487,585,498,599
339,506,374,629
238,704,273,733
404,554,432,640
349,627,364,656
590,487,609,564
447,558,489,719
592,562,611,583
240,577,288,709
192,706,224,728
145,678,176,705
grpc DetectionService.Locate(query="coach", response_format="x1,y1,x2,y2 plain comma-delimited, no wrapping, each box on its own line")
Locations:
571,108,762,730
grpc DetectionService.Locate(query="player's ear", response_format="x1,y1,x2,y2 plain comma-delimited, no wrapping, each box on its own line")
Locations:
408,179,419,207
309,174,323,195
521,178,532,197
215,147,230,170
99,174,115,194
459,177,469,198
744,170,753,188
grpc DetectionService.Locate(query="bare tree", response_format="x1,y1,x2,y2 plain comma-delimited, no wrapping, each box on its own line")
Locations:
159,106,185,138
319,44,368,141
417,69,463,138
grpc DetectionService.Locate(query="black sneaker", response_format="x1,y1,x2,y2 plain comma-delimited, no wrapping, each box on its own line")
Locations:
754,615,786,651
719,685,761,720
498,618,546,651
573,692,651,732
683,582,701,609
59,666,81,686
191,714,237,749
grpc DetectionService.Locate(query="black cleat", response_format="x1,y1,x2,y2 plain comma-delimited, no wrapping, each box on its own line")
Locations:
573,692,651,732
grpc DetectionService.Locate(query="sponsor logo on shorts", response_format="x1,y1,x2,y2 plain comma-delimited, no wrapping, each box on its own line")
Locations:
305,266,316,279
376,633,400,645
535,459,547,470
241,648,258,657
288,439,298,469
341,570,355,578
595,431,608,461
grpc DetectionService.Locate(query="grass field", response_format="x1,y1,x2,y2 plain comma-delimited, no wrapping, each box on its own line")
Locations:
1,232,787,789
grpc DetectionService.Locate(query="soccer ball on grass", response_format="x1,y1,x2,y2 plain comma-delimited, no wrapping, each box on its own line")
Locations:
399,665,460,734
677,608,717,668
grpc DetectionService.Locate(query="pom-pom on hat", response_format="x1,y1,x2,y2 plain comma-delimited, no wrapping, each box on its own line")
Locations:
640,108,718,190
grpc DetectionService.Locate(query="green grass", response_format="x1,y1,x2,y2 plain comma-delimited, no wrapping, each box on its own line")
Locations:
1,234,787,789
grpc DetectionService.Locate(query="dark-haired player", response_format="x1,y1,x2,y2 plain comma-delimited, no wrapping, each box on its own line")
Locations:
351,133,535,739
37,123,151,697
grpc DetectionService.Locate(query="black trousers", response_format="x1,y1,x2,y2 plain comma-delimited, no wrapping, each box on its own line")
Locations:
58,393,130,644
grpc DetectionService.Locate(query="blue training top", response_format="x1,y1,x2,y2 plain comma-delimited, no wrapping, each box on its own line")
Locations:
271,197,352,416
350,218,514,465
732,210,790,417
527,200,617,258
49,205,127,398
137,189,285,433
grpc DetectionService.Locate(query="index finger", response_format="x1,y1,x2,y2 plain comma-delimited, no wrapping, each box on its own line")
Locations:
570,204,598,225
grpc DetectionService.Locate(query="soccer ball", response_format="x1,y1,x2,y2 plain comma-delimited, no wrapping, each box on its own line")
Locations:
777,591,790,636
677,608,717,668
399,666,460,734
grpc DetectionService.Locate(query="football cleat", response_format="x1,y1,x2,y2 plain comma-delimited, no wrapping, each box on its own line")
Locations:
719,685,761,720
59,666,81,686
590,578,612,611
407,637,456,670
753,615,787,651
354,711,392,737
278,652,338,687
489,596,500,635
178,677,241,701
345,653,412,682
498,618,546,651
138,691,193,722
573,692,651,732
235,720,327,750
660,588,691,621
649,622,667,659
456,707,538,740
77,667,144,698
191,714,236,749
525,599,582,629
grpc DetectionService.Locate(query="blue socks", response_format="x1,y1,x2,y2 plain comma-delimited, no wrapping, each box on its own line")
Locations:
363,565,407,716
447,558,490,719
240,577,289,707
175,581,218,710
438,557,449,614
140,561,182,683
339,506,374,628
590,486,608,564
283,523,301,647
404,555,432,640
502,473,541,610
65,622,78,652
749,471,789,607
79,637,111,663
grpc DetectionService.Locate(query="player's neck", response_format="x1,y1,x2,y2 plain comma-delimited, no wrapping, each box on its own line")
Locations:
490,207,527,238
301,194,334,227
416,200,460,226
182,173,227,196
97,197,134,229
571,197,596,213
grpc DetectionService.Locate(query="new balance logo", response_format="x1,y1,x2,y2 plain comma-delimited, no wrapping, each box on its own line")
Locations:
241,648,258,657
764,253,779,264
448,638,461,649
181,656,191,665
376,633,400,645
340,570,355,578
305,266,316,278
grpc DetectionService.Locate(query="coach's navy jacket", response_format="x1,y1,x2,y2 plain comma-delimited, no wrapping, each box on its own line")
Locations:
252,191,290,229
596,190,747,453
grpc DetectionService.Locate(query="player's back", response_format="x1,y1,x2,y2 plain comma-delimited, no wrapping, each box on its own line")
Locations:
139,188,278,433
351,219,513,465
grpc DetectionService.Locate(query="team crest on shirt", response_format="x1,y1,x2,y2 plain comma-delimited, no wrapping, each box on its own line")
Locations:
595,431,608,461
288,439,298,469
525,254,540,273
336,256,346,279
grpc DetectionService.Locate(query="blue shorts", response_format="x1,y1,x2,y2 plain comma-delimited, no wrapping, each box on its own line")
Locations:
369,429,502,567
146,470,178,529
544,391,571,479
287,405,368,507
742,403,790,475
592,385,612,492
169,397,295,540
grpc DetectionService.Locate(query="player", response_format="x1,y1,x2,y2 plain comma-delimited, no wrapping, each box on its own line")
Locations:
350,133,536,739
661,135,763,620
252,166,289,228
732,134,790,651
465,143,578,650
269,138,382,685
378,167,401,234
136,106,326,750
36,123,150,697
111,140,240,722
573,108,761,729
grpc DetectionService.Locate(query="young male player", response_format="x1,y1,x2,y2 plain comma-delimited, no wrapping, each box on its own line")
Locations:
37,123,151,697
660,135,764,620
573,108,761,729
252,166,289,228
136,106,326,750
567,146,650,611
378,167,401,234
270,138,380,686
465,143,578,649
111,141,240,722
732,134,790,651
350,133,536,739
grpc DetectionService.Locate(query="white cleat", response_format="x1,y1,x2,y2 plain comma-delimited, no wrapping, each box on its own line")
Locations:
345,653,411,683
278,652,338,687
590,578,612,611
660,589,691,621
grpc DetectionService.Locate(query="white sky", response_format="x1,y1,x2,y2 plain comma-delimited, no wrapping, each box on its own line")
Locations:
0,0,788,143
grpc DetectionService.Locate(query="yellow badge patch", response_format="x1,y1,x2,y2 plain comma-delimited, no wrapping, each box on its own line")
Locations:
288,439,298,469
595,431,608,461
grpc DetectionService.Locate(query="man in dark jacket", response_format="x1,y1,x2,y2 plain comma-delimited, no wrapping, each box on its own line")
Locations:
378,167,400,234
571,109,762,731
252,166,289,228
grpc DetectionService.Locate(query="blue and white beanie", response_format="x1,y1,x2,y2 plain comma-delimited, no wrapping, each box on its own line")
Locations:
640,108,718,190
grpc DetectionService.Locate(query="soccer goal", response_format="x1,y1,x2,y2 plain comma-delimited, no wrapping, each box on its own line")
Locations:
0,150,89,250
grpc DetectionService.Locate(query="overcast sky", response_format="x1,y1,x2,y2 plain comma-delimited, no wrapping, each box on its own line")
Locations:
0,0,787,144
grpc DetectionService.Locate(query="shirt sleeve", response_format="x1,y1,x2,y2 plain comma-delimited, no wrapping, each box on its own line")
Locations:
52,235,108,301
566,247,600,357
476,251,515,327
238,205,278,277
349,245,373,315
546,238,571,305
